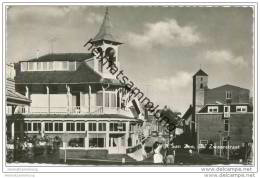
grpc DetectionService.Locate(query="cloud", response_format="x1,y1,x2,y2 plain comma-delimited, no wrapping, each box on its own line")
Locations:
205,50,247,67
126,19,201,49
152,71,192,92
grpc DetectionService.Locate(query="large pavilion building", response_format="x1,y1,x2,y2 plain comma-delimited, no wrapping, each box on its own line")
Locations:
11,9,143,157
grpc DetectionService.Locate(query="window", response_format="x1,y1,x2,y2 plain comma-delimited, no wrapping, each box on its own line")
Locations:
224,106,230,112
109,122,126,131
49,62,54,70
208,106,218,113
69,62,75,71
45,122,53,131
33,122,41,131
98,123,106,131
226,91,232,99
119,123,126,131
224,119,229,131
37,62,42,70
28,62,35,71
43,62,47,70
54,62,62,70
66,122,75,131
236,106,247,113
111,93,116,107
201,77,203,81
96,92,103,106
89,133,105,148
224,105,230,118
24,122,32,131
21,62,28,71
130,124,135,132
76,123,85,131
62,61,68,70
89,123,97,131
54,123,63,131
105,93,109,107
68,138,84,147
200,83,203,89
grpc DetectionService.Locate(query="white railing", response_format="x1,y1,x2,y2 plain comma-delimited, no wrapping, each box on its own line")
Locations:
21,106,133,117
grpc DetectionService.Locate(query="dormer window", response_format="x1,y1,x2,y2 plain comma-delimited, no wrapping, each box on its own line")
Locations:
21,62,28,71
62,61,68,70
49,62,54,70
20,61,76,71
236,106,247,113
69,61,76,71
37,62,42,70
43,62,47,70
28,62,35,71
226,91,232,99
208,106,218,113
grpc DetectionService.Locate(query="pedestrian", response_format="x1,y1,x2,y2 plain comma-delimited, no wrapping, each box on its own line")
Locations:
166,141,175,164
160,142,167,164
153,142,163,164
141,140,147,159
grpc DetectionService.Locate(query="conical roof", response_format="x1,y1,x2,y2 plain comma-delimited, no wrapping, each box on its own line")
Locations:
93,8,121,44
193,69,208,77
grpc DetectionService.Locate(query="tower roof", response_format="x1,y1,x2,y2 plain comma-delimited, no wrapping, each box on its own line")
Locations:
92,8,121,44
193,69,208,77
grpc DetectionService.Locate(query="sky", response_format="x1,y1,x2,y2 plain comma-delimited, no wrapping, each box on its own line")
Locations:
6,6,254,113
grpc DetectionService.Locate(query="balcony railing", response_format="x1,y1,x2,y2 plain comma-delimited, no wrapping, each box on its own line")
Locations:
20,106,133,117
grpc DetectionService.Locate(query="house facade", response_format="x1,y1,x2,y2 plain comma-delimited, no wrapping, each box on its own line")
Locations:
183,69,253,156
12,9,142,156
6,63,31,141
197,103,253,157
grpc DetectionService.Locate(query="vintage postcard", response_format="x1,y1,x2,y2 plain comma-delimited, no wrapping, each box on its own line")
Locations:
1,1,258,178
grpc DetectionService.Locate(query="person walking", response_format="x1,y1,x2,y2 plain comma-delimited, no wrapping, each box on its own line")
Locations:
166,141,175,164
153,142,163,164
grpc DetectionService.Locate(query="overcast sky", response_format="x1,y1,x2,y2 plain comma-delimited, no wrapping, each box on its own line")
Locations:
6,6,254,113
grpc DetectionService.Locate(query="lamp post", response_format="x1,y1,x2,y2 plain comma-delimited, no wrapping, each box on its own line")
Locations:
218,131,222,157
227,136,231,160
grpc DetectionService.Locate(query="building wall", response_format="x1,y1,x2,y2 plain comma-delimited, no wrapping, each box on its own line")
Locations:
197,114,223,146
197,113,253,148
229,113,253,146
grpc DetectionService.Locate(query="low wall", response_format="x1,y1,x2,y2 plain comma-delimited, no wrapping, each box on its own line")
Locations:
59,149,108,160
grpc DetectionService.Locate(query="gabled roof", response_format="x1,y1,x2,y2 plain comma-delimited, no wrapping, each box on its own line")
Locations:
24,53,93,62
92,8,121,44
6,89,31,105
193,69,208,77
15,60,122,85
182,105,193,121
210,84,249,91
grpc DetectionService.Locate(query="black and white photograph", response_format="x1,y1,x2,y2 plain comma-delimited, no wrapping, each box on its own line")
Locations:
1,1,259,177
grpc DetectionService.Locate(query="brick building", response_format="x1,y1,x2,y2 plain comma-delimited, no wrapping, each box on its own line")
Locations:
183,69,253,157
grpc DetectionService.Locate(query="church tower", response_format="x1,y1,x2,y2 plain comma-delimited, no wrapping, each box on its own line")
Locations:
91,8,122,79
192,69,208,134
192,69,208,113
